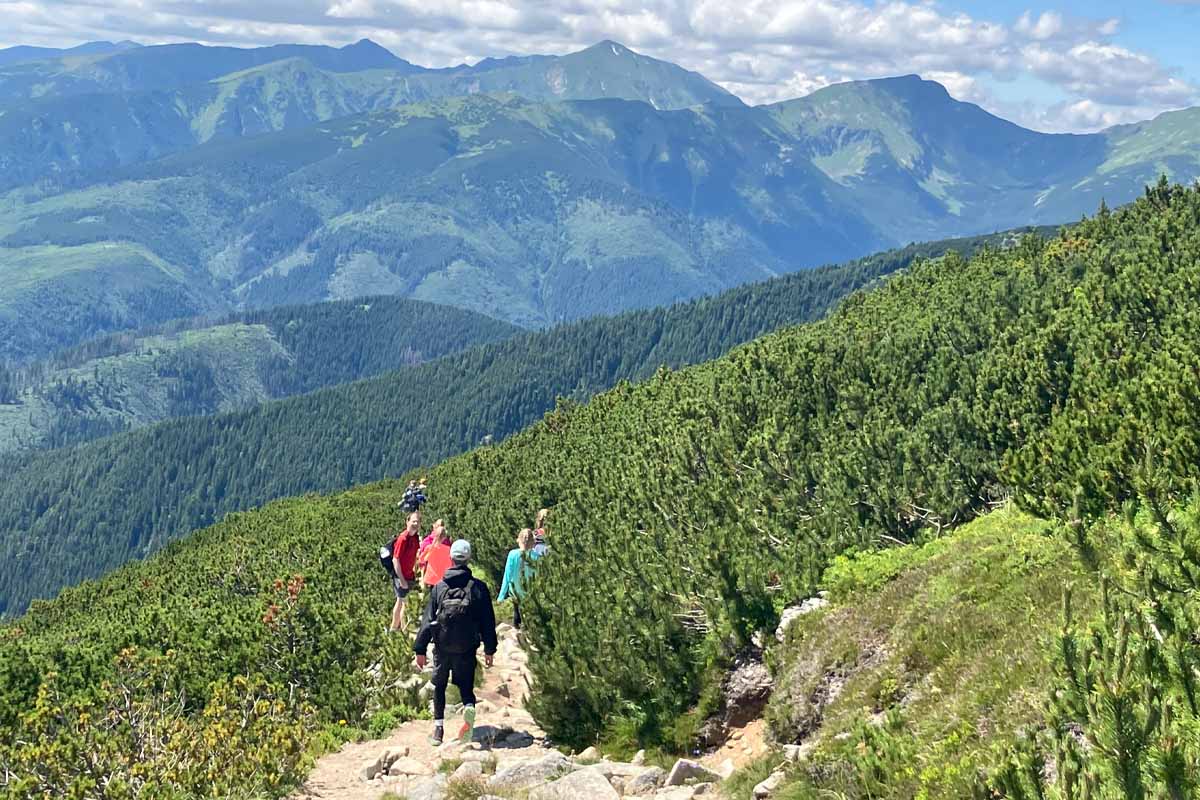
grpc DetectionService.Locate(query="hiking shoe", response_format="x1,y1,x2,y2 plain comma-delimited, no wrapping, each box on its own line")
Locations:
457,705,476,744
428,725,444,746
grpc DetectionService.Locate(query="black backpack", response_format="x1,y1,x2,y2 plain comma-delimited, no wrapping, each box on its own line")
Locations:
379,538,397,578
436,583,476,653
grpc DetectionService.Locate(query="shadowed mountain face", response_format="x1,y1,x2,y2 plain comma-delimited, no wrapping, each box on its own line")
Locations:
0,42,1197,361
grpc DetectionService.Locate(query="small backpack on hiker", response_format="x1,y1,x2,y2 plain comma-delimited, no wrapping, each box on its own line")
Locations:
379,536,398,577
436,583,476,653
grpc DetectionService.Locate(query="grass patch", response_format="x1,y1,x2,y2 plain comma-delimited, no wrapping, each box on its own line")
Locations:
722,753,785,799
767,507,1099,800
445,776,504,800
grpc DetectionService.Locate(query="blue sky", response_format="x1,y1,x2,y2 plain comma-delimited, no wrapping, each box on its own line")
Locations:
951,0,1199,124
1,0,1196,132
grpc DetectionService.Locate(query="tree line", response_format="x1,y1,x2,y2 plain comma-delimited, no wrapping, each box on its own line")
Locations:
0,230,1015,615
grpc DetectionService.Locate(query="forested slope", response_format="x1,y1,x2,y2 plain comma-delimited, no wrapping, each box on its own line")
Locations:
0,230,1018,613
0,296,519,454
4,185,1200,798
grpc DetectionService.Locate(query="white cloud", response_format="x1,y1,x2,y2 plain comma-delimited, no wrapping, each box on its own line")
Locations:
0,0,1194,132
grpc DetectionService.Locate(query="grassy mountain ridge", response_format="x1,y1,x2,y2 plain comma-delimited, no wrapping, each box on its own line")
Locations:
0,38,415,105
0,295,519,454
0,40,140,68
4,186,1200,798
767,75,1107,241
0,39,735,194
0,229,1026,614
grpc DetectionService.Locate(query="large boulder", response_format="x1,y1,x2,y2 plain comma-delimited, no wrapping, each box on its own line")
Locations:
665,759,720,786
624,765,669,795
489,751,575,792
530,766,620,800
724,659,774,728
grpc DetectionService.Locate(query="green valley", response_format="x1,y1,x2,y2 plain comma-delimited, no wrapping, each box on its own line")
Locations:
0,228,1023,614
4,184,1200,799
0,296,519,453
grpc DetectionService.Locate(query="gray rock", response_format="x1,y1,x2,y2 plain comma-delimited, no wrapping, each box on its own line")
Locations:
577,745,601,761
359,756,383,781
776,596,829,642
631,749,646,766
665,759,720,786
458,749,497,763
752,769,787,799
452,760,485,781
624,766,668,795
407,774,448,800
489,751,576,792
388,756,434,777
724,660,774,727
654,787,698,800
593,760,657,779
782,743,814,762
531,766,621,800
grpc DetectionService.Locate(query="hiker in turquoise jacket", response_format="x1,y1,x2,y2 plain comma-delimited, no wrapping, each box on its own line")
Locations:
498,528,540,629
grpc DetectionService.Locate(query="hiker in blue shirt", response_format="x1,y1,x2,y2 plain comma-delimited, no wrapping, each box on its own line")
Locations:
498,528,540,629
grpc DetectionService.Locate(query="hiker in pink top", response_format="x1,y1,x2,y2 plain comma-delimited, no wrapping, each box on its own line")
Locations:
420,519,454,586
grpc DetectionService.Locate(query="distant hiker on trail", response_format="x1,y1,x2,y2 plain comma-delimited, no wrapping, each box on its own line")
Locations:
414,539,498,746
419,519,454,587
533,508,551,557
498,528,540,629
399,479,428,514
386,511,422,632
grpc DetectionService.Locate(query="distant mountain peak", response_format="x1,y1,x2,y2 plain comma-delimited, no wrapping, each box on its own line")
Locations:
344,38,393,55
582,39,636,57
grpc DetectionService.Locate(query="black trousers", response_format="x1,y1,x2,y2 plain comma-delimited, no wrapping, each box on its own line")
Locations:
512,600,522,629
432,650,477,721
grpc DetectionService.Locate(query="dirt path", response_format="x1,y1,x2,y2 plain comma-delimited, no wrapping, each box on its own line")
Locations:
293,623,546,800
292,624,772,800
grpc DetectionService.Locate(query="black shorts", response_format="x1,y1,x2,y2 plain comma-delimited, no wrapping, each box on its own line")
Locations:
393,577,412,599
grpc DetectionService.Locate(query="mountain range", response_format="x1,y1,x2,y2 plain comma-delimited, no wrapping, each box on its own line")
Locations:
1,38,1198,363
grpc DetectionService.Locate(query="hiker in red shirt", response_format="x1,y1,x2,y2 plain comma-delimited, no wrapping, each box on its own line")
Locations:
390,511,422,632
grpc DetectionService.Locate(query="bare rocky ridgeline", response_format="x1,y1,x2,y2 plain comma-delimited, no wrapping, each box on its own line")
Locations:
294,608,825,800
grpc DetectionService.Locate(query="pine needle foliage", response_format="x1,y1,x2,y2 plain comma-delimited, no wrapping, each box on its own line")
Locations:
5,184,1200,793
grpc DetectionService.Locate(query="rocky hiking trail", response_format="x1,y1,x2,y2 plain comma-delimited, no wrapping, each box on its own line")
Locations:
293,623,774,800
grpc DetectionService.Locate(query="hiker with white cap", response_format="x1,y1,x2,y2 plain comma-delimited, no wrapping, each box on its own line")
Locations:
414,538,498,745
